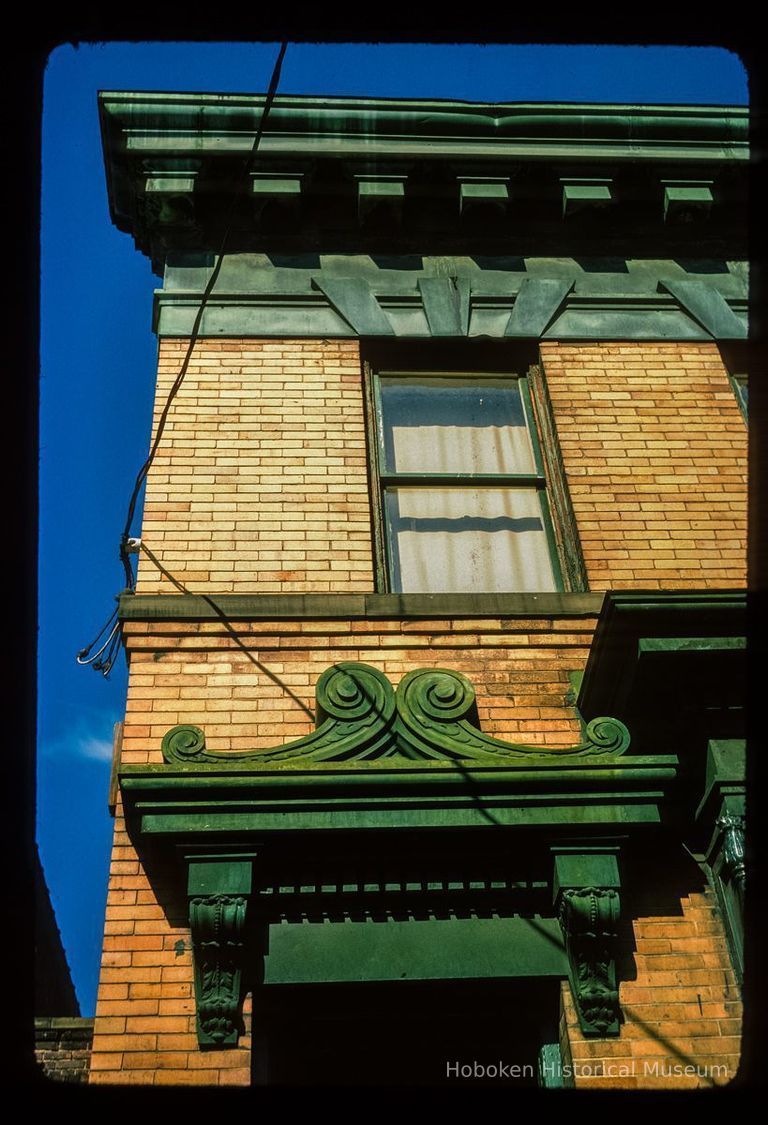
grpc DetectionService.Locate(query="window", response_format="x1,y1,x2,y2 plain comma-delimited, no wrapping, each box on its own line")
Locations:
370,370,564,594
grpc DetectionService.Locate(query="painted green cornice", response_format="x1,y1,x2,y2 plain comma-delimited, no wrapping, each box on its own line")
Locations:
118,589,605,622
161,662,630,767
99,92,747,161
152,256,748,341
98,92,747,275
120,757,678,836
119,662,678,838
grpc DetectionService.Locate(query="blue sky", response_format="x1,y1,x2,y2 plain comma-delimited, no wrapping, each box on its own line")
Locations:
38,41,748,1016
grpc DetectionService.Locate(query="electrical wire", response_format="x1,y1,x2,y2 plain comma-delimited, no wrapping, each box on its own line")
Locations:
78,41,289,674
76,618,121,666
76,604,119,662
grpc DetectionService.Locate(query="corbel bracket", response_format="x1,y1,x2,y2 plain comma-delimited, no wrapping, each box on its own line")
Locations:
553,850,622,1037
188,860,252,1048
695,740,745,981
716,812,746,896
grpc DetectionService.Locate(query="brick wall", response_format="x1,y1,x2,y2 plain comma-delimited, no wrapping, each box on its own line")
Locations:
540,342,747,590
135,339,372,595
35,1018,94,1083
560,887,741,1089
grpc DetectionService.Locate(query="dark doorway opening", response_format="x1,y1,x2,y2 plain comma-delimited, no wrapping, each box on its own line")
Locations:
255,977,561,1087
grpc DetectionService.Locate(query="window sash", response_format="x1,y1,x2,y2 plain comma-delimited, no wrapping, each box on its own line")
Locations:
370,369,564,594
383,485,559,594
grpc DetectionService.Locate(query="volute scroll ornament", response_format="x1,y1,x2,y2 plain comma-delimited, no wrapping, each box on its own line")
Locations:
161,661,631,765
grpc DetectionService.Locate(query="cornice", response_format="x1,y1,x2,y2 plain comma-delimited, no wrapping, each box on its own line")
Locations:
98,92,748,275
99,92,748,157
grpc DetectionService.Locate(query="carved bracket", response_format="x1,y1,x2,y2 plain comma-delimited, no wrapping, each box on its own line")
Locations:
716,813,746,895
189,894,248,1047
696,741,745,982
553,851,622,1037
558,887,621,1037
162,662,630,766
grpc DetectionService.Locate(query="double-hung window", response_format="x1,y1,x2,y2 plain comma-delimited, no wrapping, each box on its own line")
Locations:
372,371,564,594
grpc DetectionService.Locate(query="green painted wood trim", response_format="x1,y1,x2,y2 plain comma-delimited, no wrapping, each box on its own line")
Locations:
554,875,622,1037
696,739,746,824
118,590,606,621
378,472,546,486
129,803,672,835
152,285,746,341
577,590,746,718
592,591,746,614
729,372,749,423
519,375,565,593
638,636,745,654
660,279,747,339
362,360,390,593
122,758,678,787
527,362,588,593
263,915,568,985
505,279,573,337
118,661,678,838
312,277,394,335
418,277,470,336
189,891,248,1046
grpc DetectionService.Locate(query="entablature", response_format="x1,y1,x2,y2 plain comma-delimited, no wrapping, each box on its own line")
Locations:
99,93,748,278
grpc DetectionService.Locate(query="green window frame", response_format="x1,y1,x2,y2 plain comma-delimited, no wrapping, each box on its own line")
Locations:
365,367,566,595
730,373,748,422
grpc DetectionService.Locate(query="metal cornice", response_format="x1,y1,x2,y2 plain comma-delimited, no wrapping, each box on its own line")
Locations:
99,92,748,161
98,91,748,279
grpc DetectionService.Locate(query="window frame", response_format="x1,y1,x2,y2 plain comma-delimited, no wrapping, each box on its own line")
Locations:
729,373,748,422
366,366,566,595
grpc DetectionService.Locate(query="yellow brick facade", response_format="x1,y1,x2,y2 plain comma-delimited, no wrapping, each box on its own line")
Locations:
90,336,747,1086
136,339,373,595
540,341,747,589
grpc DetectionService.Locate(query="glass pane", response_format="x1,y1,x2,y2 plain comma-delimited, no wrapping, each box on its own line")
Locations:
385,487,557,594
379,377,536,474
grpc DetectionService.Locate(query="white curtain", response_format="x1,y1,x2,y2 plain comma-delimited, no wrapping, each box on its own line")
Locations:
381,377,535,475
380,377,555,593
386,487,556,593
